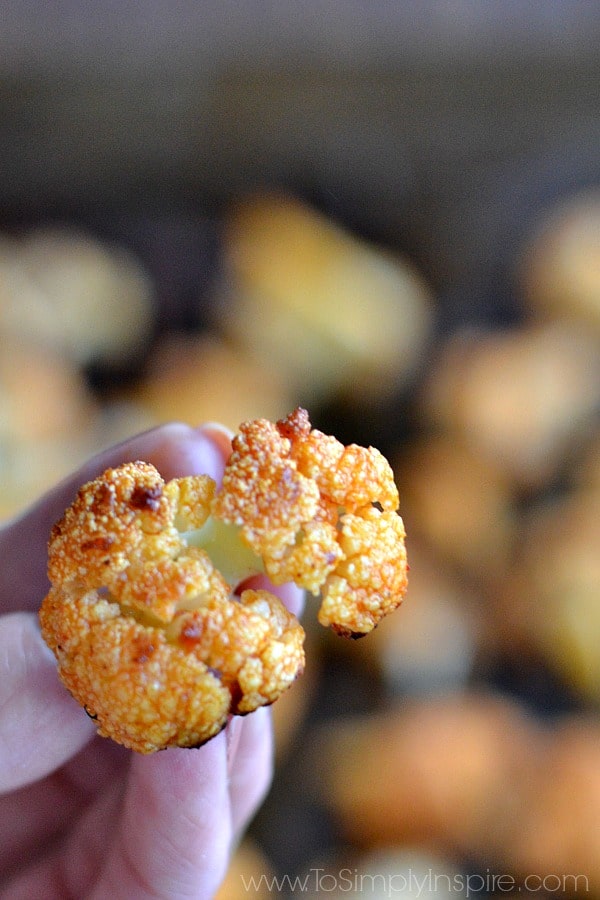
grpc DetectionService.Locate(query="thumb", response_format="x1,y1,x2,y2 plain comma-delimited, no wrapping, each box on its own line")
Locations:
0,612,95,793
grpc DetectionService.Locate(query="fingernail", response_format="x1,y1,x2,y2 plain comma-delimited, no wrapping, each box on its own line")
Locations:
225,715,243,773
178,430,228,483
124,424,227,483
199,423,234,462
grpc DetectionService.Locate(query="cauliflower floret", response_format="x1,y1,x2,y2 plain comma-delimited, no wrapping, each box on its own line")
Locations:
40,460,305,753
213,407,407,636
40,408,407,753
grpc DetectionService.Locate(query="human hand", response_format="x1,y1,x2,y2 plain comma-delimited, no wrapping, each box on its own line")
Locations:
0,423,303,899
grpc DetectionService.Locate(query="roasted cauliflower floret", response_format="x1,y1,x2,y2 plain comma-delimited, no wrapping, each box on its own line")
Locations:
40,408,407,753
213,408,408,637
40,460,305,754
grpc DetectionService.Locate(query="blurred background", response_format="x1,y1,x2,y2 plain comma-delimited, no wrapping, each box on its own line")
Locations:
1,4,600,897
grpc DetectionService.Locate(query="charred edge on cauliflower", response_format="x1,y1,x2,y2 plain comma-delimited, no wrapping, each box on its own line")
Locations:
40,407,407,753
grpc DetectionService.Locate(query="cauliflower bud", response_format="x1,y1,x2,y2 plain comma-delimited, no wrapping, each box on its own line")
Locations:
40,409,407,753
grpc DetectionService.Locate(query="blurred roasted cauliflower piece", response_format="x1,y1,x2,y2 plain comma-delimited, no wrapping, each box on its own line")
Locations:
316,694,600,887
422,322,600,490
130,332,292,431
0,226,154,368
219,193,432,406
520,188,600,335
499,486,600,703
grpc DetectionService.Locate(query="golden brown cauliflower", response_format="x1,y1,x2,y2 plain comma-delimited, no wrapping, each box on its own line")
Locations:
40,409,407,753
214,408,408,637
40,461,305,754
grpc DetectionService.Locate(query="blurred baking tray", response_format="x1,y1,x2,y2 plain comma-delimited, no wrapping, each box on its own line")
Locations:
1,3,599,215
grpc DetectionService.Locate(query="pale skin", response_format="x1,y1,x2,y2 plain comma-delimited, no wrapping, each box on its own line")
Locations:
0,423,303,899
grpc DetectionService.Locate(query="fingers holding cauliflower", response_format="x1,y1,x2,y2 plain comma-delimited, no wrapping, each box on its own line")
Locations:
40,409,407,753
